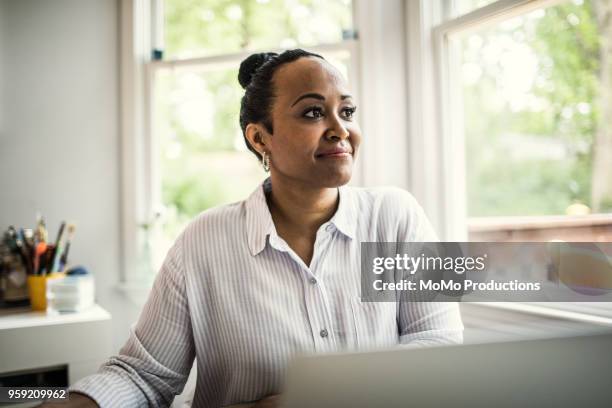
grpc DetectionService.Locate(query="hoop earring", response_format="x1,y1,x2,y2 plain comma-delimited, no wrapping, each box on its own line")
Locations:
262,152,270,172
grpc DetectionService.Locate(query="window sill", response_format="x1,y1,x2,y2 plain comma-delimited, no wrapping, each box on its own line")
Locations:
468,214,612,232
466,302,612,327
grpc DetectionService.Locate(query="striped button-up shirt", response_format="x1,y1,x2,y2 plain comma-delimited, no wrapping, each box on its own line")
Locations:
71,179,463,407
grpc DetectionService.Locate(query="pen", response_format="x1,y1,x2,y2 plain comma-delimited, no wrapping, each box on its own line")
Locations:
58,224,76,272
42,244,56,276
49,222,66,273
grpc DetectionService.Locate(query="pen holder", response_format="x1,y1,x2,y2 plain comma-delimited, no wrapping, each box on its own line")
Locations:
27,273,65,311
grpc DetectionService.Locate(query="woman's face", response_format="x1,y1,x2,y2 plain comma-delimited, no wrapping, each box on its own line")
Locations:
263,57,362,188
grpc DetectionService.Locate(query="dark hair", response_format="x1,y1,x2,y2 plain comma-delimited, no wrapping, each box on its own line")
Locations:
238,49,324,160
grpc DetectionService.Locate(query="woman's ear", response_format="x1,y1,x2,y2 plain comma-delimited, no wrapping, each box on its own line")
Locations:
245,123,269,156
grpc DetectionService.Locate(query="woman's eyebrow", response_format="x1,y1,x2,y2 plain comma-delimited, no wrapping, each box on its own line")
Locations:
290,93,353,107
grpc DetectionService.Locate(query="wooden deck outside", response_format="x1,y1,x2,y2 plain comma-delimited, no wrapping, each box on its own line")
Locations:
468,214,612,242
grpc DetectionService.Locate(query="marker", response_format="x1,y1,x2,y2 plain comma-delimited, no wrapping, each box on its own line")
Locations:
34,242,48,276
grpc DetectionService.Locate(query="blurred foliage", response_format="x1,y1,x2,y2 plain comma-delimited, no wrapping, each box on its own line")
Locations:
463,0,604,216
158,0,607,231
155,0,353,249
164,0,353,58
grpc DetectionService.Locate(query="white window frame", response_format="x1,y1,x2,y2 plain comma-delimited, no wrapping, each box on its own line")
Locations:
119,0,156,300
435,0,569,239
405,0,568,240
422,0,612,324
118,0,410,299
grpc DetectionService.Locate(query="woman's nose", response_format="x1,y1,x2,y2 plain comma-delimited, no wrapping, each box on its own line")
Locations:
325,121,350,141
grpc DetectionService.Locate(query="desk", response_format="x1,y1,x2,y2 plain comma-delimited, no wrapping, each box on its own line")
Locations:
0,305,111,386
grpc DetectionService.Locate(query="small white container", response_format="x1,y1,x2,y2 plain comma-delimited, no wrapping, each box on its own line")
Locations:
46,274,95,313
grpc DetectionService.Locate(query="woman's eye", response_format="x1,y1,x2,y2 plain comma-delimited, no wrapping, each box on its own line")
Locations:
342,107,357,119
304,107,324,119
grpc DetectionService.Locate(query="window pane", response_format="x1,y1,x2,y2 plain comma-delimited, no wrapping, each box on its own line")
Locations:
455,1,612,321
152,53,352,264
152,66,265,264
164,0,354,59
458,0,611,220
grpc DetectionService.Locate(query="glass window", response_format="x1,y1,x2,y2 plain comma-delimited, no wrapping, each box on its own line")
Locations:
439,0,612,334
456,0,610,222
152,66,266,264
164,0,354,59
148,1,356,266
151,42,353,265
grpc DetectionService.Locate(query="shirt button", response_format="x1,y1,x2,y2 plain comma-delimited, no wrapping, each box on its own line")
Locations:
320,329,328,338
309,277,317,284
325,224,334,232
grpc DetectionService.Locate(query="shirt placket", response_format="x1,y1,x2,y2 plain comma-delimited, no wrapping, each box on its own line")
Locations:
304,223,338,352
274,223,338,352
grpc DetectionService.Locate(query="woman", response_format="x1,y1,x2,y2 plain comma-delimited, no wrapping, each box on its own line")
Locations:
63,49,463,407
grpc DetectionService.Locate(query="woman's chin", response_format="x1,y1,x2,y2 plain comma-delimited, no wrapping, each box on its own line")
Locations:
316,168,353,188
274,164,354,188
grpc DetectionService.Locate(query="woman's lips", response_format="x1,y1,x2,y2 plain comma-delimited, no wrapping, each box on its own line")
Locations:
318,152,351,158
316,148,352,158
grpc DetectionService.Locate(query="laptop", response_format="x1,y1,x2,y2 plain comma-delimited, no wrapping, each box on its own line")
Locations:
280,333,612,408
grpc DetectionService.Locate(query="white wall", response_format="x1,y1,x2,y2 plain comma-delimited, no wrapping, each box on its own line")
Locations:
0,0,140,353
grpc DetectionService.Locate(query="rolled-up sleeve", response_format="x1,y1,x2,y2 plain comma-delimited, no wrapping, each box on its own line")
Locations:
70,236,195,407
395,190,464,347
398,302,464,346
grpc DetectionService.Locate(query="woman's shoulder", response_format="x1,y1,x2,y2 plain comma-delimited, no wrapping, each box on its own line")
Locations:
345,185,421,212
180,200,246,240
345,185,436,240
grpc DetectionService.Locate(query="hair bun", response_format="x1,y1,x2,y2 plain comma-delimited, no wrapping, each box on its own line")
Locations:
238,52,277,89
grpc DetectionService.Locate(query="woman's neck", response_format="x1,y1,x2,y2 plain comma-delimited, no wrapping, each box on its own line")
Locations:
266,174,339,237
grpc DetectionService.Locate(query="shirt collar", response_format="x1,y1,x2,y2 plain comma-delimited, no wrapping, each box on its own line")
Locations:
245,178,276,256
328,184,357,240
245,178,357,257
